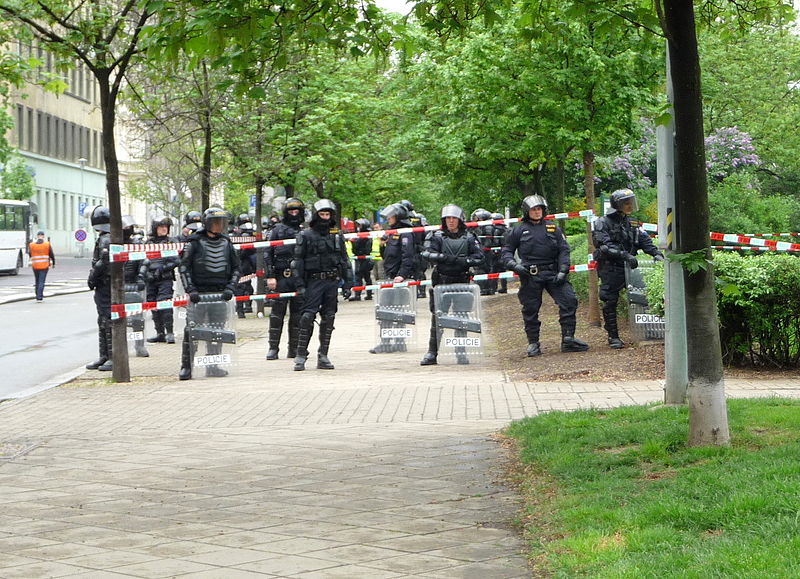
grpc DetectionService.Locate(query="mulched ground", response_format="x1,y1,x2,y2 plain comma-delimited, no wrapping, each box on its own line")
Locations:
483,282,797,382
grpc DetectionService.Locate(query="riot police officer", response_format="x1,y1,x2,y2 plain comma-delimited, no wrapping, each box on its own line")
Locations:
501,195,589,356
234,213,257,319
145,216,179,344
121,216,150,358
86,206,113,371
401,199,428,298
470,208,495,295
369,202,415,354
491,213,509,293
291,199,353,371
349,218,374,301
265,197,306,360
178,207,241,380
592,188,664,348
178,210,202,242
420,204,484,365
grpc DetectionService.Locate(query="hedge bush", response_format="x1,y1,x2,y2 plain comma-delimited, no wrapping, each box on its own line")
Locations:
644,252,800,368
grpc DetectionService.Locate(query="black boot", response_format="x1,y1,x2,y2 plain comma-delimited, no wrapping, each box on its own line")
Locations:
294,312,315,371
365,290,373,301
348,292,361,301
164,314,175,344
179,334,193,380
148,310,166,343
266,315,283,360
287,314,299,359
420,319,439,365
98,321,113,371
602,302,624,349
133,319,149,357
317,314,335,370
526,342,541,357
86,316,109,369
369,322,391,354
561,336,590,352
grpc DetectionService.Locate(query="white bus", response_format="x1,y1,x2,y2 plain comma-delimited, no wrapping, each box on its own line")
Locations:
0,199,38,275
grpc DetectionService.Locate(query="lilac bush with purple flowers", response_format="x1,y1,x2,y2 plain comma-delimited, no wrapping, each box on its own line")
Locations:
705,126,761,181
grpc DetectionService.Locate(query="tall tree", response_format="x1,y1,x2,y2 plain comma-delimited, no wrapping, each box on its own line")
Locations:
0,0,157,382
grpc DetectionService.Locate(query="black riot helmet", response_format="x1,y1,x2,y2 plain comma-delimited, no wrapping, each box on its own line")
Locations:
399,199,414,212
380,202,408,223
470,208,491,222
521,195,548,219
184,210,202,232
150,216,173,237
89,206,110,233
355,218,371,232
283,197,305,225
610,188,639,213
122,215,137,241
491,212,504,221
236,213,252,226
202,207,229,233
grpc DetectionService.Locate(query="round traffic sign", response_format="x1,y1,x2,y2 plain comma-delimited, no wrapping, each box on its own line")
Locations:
75,229,88,242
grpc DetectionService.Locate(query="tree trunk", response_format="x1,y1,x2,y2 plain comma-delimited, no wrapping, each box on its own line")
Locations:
98,72,131,383
583,150,601,327
554,158,566,214
200,62,212,211
664,0,729,446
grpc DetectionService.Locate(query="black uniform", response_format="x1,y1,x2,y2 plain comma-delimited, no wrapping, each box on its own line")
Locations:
145,233,180,342
265,220,304,358
291,214,353,370
420,228,484,364
382,224,415,280
178,229,241,379
350,236,374,300
475,223,496,295
409,212,427,297
234,240,257,318
491,221,508,293
592,211,662,342
86,231,112,370
500,219,580,348
123,232,150,358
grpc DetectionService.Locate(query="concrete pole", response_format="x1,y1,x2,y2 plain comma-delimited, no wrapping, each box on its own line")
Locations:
657,46,688,404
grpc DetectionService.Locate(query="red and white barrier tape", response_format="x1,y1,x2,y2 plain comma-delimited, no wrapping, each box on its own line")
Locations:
110,210,596,262
742,233,800,238
711,245,799,253
710,232,800,252
109,262,597,319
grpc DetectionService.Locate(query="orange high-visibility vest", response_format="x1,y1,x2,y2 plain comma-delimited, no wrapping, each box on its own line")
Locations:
29,241,51,270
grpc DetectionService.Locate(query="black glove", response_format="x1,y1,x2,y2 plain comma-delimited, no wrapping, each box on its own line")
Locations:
296,285,306,297
554,271,567,286
189,291,201,303
513,263,530,278
342,287,352,300
653,254,665,262
455,257,469,267
136,280,146,291
222,288,234,301
87,271,96,290
627,255,639,269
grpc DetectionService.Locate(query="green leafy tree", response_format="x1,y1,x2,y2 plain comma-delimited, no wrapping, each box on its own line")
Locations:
0,0,158,383
0,152,35,200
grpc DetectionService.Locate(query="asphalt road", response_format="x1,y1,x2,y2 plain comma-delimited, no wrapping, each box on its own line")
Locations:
0,257,97,399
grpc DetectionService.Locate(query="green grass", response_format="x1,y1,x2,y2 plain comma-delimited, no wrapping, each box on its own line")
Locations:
505,398,800,578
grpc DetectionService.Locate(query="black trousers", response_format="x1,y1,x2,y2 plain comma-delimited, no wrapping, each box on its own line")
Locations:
598,263,626,336
516,272,578,342
302,277,339,317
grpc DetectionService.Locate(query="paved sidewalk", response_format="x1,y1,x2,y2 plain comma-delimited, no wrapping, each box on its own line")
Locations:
2,297,800,578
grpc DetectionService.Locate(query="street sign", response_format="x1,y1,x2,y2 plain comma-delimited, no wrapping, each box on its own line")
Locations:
249,194,256,209
75,229,87,242
78,201,88,217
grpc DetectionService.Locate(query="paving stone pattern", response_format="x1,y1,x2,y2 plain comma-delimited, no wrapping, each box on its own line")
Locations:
2,298,800,577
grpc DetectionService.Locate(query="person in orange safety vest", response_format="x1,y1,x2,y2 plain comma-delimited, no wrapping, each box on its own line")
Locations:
29,230,55,302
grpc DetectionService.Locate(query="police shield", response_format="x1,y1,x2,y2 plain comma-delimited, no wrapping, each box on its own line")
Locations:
371,284,417,353
185,293,237,378
433,283,484,364
124,283,150,359
625,261,665,343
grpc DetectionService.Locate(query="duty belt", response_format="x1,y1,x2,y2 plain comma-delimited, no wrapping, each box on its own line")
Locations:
527,263,555,276
309,271,339,280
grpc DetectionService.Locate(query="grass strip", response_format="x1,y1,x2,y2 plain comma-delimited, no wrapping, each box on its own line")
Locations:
505,398,800,578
